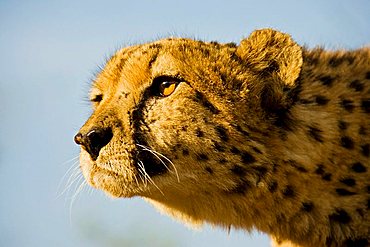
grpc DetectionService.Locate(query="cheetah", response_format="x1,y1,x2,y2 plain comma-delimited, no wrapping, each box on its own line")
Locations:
74,29,370,246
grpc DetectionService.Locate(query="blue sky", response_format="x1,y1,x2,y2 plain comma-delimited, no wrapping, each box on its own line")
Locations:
0,0,369,246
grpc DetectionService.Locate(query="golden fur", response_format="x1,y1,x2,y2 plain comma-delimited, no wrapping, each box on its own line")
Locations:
75,29,370,246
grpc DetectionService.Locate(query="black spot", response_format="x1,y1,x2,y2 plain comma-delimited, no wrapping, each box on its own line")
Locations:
215,125,229,142
338,120,348,130
288,160,308,173
319,75,334,86
340,178,356,187
268,181,278,192
348,80,364,92
341,99,355,112
329,57,344,67
299,99,313,104
230,165,246,176
356,208,364,217
341,136,354,149
230,147,240,154
329,209,351,224
213,142,225,152
315,95,330,105
282,185,295,197
308,126,324,142
219,158,227,164
366,71,370,80
315,164,325,175
205,166,213,174
252,147,262,154
301,201,314,212
195,129,204,138
344,238,368,247
181,126,188,132
234,124,250,137
194,91,220,114
252,166,268,176
182,149,189,156
351,162,367,173
240,151,256,164
148,43,163,49
359,126,366,135
197,153,209,161
323,173,332,181
336,188,357,196
361,144,369,157
361,99,370,113
230,179,251,194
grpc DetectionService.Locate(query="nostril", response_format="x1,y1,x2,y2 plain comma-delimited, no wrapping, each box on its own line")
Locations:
76,128,113,161
87,128,113,150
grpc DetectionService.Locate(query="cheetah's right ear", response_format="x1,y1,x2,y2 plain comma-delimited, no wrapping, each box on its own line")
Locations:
236,28,303,87
236,29,303,111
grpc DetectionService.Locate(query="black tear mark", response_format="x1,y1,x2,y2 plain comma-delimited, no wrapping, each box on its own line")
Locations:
329,209,351,224
341,136,354,149
335,188,357,196
194,91,220,114
308,126,324,142
351,162,367,173
319,75,334,87
348,80,364,92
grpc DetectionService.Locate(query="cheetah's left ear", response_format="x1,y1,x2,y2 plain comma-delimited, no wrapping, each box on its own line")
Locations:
236,28,303,87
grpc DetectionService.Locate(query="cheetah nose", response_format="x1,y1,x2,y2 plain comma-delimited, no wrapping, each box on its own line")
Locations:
74,128,113,161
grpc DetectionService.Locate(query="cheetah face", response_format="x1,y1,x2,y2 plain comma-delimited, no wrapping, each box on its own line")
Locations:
75,40,247,198
75,30,303,202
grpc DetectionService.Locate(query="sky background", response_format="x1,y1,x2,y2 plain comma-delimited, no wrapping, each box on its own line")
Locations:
0,0,369,246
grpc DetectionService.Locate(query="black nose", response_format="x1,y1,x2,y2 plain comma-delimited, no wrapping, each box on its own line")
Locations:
74,128,113,160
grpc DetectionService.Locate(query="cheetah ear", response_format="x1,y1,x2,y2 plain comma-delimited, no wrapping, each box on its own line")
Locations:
236,28,303,86
236,29,303,111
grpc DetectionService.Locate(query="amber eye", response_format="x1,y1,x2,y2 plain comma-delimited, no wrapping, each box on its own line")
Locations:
152,76,181,97
159,81,177,96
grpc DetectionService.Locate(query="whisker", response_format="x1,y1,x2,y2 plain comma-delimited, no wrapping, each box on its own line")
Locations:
138,160,164,195
136,144,180,182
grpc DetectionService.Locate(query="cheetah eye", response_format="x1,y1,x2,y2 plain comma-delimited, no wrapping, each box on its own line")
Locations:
152,76,181,97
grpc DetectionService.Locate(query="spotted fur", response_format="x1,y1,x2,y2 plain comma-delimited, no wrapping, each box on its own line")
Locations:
76,29,369,247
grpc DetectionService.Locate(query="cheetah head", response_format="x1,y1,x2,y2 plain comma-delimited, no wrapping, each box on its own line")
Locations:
75,29,303,224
